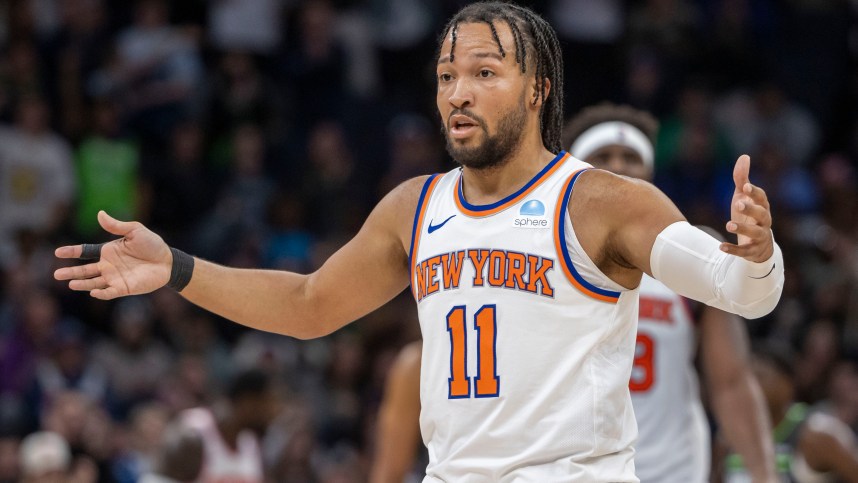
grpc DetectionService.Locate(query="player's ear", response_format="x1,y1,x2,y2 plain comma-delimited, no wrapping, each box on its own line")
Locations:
530,77,550,108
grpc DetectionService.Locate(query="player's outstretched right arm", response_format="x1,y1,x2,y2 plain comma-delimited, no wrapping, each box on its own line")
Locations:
55,177,428,339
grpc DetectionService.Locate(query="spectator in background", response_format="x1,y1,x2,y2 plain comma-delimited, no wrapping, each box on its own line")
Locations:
74,99,142,238
301,120,368,238
622,46,671,117
263,193,314,272
0,40,44,120
547,0,625,113
369,0,438,104
165,310,233,394
24,321,112,424
155,354,211,415
377,113,443,196
208,51,286,143
697,0,779,89
653,82,734,226
42,0,111,141
194,123,275,264
39,392,107,482
0,290,62,401
715,82,821,166
18,431,97,483
144,119,213,246
280,1,348,127
88,0,203,142
111,403,170,483
626,0,701,78
795,319,841,404
723,347,858,482
818,354,858,433
0,95,75,262
92,297,172,418
138,422,203,483
207,0,284,57
179,369,280,483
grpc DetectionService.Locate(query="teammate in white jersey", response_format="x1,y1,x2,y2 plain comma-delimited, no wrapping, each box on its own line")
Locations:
564,103,776,482
54,3,784,481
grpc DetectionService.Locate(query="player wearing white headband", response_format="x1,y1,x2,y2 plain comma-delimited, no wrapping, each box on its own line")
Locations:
564,103,778,483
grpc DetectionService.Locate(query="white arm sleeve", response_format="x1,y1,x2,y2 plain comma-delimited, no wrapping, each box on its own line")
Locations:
649,221,784,319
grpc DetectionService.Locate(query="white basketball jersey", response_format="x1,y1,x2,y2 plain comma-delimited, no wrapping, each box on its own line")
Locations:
630,275,709,483
180,408,264,483
411,152,640,482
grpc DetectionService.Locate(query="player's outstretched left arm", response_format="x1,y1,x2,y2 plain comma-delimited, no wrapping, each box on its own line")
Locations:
585,154,784,319
648,155,783,318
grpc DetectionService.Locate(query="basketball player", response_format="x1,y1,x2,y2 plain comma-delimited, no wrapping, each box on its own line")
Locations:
55,3,783,480
367,104,777,482
179,369,278,483
724,347,858,482
564,103,775,482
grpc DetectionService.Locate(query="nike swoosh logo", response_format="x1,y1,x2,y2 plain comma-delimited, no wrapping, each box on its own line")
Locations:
427,215,456,234
749,263,776,279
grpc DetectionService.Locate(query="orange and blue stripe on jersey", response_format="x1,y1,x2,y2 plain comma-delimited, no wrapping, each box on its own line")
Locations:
454,151,570,217
410,174,442,299
554,169,621,304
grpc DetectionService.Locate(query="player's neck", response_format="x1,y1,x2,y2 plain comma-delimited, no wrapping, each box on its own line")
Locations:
460,134,555,206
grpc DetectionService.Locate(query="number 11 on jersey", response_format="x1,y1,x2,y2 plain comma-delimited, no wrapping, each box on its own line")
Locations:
446,305,500,399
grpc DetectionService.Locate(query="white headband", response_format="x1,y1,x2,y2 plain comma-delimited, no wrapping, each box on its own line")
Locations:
569,121,654,169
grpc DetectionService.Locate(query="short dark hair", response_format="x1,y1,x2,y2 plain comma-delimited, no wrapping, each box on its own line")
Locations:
438,2,564,153
226,369,272,401
562,102,660,151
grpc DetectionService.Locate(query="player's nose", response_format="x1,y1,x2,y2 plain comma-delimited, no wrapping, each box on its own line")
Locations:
448,79,474,109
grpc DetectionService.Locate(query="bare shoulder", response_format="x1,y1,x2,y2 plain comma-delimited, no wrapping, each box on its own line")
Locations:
374,175,435,254
571,169,668,211
568,169,684,283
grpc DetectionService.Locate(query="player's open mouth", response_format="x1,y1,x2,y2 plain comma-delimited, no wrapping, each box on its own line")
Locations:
449,115,479,139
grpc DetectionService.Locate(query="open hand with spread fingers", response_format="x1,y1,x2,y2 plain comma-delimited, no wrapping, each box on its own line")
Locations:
54,211,173,300
720,154,774,263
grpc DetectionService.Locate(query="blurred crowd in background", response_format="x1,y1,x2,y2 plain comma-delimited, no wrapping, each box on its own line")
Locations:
0,0,857,481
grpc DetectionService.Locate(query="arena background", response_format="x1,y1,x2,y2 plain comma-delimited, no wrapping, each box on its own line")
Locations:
0,0,856,481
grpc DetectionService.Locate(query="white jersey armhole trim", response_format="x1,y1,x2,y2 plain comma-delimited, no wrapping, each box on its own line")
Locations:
560,170,627,294
564,216,628,293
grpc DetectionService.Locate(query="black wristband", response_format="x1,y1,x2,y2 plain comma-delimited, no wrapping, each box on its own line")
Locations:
167,247,194,292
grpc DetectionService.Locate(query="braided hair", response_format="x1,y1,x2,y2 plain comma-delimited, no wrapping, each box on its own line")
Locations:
437,2,565,153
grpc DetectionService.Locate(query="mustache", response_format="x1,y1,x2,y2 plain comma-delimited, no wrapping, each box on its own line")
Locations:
447,109,487,130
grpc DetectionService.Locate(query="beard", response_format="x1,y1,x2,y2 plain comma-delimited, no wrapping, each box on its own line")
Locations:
443,93,528,171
